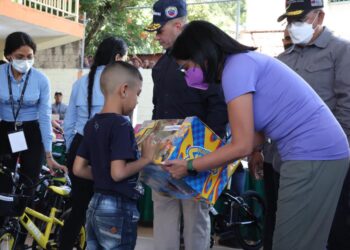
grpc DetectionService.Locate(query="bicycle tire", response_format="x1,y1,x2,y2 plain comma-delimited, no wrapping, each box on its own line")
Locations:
234,190,265,250
0,228,16,250
31,208,86,250
56,208,87,250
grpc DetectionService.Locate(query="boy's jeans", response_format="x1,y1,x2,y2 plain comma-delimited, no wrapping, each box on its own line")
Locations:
86,193,140,250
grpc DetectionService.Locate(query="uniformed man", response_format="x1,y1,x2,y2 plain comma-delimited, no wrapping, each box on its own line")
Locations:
145,1,228,249
277,1,350,249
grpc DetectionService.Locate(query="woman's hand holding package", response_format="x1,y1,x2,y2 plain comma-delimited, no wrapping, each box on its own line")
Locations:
163,159,188,179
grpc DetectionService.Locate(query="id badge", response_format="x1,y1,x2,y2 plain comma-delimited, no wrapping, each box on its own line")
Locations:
8,130,28,153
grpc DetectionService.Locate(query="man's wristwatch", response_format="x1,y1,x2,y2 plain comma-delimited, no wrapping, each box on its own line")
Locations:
186,159,198,176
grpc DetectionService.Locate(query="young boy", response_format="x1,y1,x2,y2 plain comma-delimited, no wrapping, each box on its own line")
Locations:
73,61,156,249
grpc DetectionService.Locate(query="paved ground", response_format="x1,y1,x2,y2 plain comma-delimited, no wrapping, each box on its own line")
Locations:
135,235,239,250
22,226,240,249
135,226,239,250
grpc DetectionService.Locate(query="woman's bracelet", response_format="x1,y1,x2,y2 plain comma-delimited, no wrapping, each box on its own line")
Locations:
186,159,198,176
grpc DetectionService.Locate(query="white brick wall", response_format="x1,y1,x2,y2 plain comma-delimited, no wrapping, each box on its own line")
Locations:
40,68,154,125
35,41,81,69
135,68,154,125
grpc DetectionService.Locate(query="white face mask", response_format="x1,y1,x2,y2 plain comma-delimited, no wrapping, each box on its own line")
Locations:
287,12,319,45
11,59,34,73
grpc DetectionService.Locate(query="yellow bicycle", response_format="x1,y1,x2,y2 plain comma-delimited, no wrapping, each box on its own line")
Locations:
0,165,86,249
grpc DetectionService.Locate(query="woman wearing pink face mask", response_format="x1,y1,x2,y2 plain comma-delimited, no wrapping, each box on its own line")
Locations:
166,20,350,250
0,32,66,229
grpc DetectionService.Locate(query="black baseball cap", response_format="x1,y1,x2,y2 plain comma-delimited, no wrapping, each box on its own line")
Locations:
145,0,187,32
277,0,323,22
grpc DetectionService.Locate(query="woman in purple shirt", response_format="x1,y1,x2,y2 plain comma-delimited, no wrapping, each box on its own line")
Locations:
165,20,349,250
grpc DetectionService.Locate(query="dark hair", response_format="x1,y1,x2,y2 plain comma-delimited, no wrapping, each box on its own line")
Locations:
102,61,143,88
171,20,256,84
87,37,128,117
4,32,37,58
54,92,63,96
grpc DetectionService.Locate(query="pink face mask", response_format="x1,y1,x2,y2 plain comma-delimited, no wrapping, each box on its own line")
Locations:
184,67,209,90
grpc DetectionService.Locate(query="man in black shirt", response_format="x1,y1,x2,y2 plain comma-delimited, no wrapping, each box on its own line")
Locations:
145,1,228,249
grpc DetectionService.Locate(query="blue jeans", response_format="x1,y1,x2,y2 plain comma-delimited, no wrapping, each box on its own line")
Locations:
86,193,140,250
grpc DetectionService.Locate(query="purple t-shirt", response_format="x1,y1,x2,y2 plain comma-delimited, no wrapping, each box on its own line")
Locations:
222,51,349,161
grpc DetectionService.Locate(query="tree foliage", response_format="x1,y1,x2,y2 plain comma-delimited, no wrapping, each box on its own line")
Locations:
80,0,246,56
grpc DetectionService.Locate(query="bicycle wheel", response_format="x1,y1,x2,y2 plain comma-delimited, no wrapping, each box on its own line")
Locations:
0,228,16,250
31,207,87,250
234,190,265,250
55,208,87,250
76,226,87,250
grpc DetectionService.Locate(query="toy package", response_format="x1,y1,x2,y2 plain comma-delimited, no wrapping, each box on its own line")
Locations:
135,117,240,204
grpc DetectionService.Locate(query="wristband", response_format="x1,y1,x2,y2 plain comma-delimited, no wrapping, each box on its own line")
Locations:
186,159,198,176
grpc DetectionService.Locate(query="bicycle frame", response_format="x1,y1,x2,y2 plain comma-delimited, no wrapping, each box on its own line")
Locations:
210,190,265,250
219,192,257,227
0,158,75,249
20,206,63,249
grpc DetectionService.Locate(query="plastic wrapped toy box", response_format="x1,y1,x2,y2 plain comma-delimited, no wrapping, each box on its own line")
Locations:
135,117,240,204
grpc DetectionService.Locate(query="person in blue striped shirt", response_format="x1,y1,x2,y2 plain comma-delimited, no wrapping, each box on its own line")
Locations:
59,37,128,250
0,32,66,225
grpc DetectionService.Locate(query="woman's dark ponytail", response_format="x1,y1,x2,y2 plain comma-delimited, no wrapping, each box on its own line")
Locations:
86,37,128,118
87,64,97,118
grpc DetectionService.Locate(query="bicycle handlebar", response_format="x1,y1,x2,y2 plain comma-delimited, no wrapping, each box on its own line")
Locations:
64,173,72,186
0,165,34,189
0,165,71,191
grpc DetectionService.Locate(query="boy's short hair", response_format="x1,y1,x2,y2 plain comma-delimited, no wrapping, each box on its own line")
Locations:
100,61,143,95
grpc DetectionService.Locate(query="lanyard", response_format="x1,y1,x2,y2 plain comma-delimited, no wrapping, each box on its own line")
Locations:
7,65,31,129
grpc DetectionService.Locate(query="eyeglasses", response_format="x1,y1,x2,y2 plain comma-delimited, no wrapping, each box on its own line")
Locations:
178,64,186,75
156,27,164,35
287,16,307,24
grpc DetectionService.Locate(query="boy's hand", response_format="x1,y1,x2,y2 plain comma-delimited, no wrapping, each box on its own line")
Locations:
141,135,157,163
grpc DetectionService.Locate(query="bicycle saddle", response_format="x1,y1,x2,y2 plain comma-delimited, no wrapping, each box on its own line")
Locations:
48,185,71,197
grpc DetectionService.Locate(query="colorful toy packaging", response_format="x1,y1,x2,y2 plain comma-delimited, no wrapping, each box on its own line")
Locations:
135,117,240,204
